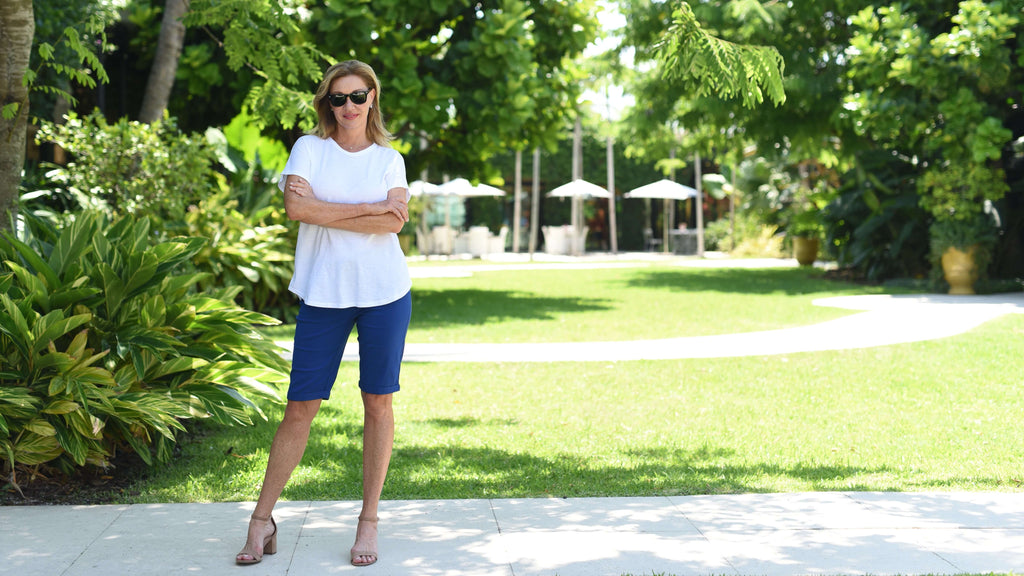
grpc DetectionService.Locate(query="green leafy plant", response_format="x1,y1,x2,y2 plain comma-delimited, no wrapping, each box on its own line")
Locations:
657,2,786,109
821,151,930,282
35,111,220,219
34,110,298,318
172,188,296,321
0,212,288,488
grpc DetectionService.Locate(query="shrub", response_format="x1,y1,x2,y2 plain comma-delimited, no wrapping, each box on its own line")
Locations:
0,212,288,486
821,150,930,281
33,111,297,319
34,111,219,219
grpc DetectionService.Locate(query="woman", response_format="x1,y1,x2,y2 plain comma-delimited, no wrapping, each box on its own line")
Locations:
235,60,411,568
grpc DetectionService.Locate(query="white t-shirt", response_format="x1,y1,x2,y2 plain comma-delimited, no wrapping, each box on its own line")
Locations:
278,134,411,309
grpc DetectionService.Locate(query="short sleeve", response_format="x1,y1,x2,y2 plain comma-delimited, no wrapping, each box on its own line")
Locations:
383,150,409,198
278,136,315,192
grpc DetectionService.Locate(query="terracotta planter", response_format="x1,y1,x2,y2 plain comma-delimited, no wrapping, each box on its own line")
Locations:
399,235,413,255
941,245,978,295
793,237,819,266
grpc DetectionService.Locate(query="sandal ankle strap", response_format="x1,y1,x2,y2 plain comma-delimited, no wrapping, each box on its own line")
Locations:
358,515,378,523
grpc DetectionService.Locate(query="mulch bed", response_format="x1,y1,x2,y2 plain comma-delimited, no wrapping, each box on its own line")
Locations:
2,452,152,506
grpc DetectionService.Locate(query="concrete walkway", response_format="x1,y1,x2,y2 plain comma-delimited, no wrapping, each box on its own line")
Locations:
3,492,1023,575
4,256,1023,576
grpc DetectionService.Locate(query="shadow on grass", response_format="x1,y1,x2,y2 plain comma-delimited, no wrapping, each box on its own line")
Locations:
624,267,866,296
127,408,1015,504
278,412,896,500
409,288,612,330
284,439,893,500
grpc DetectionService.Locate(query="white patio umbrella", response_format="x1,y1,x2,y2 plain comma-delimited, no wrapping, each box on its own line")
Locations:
625,179,701,253
410,178,505,252
437,177,506,197
547,178,612,199
546,179,611,255
623,179,698,200
408,179,441,196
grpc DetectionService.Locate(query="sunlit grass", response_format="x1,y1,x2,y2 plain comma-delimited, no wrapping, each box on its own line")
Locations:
125,264,1024,503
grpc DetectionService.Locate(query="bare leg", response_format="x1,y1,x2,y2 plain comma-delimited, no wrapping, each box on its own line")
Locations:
351,391,394,566
237,399,322,563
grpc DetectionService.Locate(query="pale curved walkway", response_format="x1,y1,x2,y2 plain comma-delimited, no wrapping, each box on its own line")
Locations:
391,292,1024,362
280,256,1024,363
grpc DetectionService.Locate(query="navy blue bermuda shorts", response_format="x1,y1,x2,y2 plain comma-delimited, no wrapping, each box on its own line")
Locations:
287,291,412,401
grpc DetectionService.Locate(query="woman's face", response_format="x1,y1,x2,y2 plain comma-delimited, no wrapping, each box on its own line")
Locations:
328,74,374,134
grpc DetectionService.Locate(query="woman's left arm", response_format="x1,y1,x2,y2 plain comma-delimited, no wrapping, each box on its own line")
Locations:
289,179,408,234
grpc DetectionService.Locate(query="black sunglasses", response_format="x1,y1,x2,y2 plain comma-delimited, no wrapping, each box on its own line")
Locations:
327,89,371,107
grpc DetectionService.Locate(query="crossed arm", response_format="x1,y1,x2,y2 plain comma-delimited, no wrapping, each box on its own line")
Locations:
283,174,409,234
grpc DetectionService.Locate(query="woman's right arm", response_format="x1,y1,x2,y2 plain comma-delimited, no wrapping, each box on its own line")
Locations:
283,175,409,228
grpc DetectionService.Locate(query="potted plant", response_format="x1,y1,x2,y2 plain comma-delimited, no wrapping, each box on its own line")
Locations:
789,207,823,266
920,163,1005,294
399,194,425,255
785,178,833,267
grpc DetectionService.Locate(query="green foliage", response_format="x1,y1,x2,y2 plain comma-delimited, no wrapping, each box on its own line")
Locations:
821,151,930,281
20,5,115,123
657,2,786,109
170,188,295,321
304,0,600,180
843,1,1018,253
919,162,1009,223
0,212,288,482
35,111,220,219
181,0,330,131
33,110,297,318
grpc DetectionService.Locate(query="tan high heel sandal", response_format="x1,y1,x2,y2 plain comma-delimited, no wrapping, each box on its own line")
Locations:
236,513,277,565
350,515,378,567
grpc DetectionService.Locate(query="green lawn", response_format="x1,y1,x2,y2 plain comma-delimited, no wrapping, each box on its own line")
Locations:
127,263,1024,503
266,264,905,343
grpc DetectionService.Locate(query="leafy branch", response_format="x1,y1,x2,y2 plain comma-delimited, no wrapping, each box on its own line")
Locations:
656,2,786,109
182,0,330,130
2,15,110,123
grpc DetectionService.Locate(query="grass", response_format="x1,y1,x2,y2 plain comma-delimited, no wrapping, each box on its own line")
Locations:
265,264,906,343
125,262,1024,503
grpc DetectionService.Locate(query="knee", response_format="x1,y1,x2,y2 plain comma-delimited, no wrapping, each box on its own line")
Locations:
282,399,321,425
361,393,393,420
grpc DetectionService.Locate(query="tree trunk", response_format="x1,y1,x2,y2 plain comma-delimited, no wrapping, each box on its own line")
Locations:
138,0,187,123
0,0,34,231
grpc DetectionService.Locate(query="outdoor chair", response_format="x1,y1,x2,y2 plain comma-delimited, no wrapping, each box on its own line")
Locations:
643,228,663,252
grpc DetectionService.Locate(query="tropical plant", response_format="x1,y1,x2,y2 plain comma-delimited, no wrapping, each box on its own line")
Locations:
0,212,288,488
821,150,930,281
843,2,1018,278
172,188,295,321
34,110,299,317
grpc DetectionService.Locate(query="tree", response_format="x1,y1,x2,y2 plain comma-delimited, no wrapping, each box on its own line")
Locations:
843,1,1022,279
138,0,187,123
282,0,602,181
0,1,112,231
0,0,35,229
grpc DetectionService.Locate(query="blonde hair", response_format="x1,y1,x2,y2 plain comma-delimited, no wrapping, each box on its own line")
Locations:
311,60,393,145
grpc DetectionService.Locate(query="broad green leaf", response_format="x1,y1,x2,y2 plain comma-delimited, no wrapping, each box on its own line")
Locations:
50,214,98,280
13,433,62,466
43,400,81,415
0,231,59,288
54,422,88,466
30,312,92,357
23,418,57,437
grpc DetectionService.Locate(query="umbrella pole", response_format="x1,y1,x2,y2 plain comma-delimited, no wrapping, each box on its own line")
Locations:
663,199,670,253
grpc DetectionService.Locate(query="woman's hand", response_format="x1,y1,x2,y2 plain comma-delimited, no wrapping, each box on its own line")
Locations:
288,176,313,197
372,196,409,222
